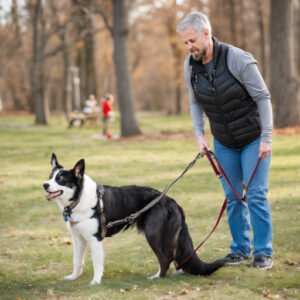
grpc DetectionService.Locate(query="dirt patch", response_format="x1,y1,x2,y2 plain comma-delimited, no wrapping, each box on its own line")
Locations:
119,132,196,141
0,110,32,116
273,126,300,136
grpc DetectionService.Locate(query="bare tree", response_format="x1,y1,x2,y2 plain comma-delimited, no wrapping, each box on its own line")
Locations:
164,0,185,115
30,0,48,124
255,0,267,78
95,0,141,136
228,0,237,45
270,0,300,127
72,0,98,103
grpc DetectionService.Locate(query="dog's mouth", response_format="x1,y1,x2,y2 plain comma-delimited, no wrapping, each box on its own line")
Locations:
46,190,63,200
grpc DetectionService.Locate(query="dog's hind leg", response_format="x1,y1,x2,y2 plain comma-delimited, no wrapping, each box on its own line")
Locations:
145,232,173,279
148,267,161,280
64,234,87,281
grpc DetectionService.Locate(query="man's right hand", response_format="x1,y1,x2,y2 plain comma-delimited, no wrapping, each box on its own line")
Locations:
196,135,211,153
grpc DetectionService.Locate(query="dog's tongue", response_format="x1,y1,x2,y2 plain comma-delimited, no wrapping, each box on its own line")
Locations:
46,191,61,200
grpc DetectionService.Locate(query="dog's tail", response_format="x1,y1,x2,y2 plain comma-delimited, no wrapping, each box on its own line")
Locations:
175,221,226,276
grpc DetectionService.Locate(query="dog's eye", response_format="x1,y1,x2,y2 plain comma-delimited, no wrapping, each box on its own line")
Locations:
57,175,63,181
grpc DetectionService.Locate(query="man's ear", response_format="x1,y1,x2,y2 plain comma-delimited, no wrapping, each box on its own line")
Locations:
51,153,63,170
202,28,209,39
73,159,85,179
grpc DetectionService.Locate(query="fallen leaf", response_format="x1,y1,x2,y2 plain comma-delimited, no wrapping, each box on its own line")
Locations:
180,289,189,295
285,260,295,266
263,289,270,298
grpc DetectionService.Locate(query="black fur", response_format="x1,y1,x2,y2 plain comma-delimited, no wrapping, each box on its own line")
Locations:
99,184,226,276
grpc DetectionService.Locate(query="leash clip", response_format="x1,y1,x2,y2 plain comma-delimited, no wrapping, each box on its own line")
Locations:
125,214,135,224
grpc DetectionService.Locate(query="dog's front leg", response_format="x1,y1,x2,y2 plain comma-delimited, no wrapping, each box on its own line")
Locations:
64,233,87,281
90,237,104,285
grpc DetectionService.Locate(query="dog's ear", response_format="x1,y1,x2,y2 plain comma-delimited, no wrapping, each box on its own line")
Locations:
51,153,63,170
73,159,85,179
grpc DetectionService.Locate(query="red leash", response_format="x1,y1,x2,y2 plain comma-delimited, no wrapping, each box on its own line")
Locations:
175,150,261,270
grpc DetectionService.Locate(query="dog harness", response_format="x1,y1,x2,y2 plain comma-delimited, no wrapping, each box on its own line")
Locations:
62,185,107,240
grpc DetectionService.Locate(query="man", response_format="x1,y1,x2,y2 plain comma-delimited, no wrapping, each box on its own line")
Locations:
177,12,273,269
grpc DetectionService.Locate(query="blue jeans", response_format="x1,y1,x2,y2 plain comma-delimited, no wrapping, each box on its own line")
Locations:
213,137,273,257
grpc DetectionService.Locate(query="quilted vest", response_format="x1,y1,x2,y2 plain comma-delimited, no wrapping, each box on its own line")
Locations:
190,38,261,148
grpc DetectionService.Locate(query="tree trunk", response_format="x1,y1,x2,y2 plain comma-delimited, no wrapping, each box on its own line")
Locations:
84,21,97,98
270,0,300,127
166,0,183,115
228,0,237,45
255,0,266,78
112,0,141,136
296,2,300,77
31,0,48,125
61,25,72,116
239,0,247,50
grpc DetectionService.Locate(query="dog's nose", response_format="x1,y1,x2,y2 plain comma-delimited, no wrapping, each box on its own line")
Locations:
43,183,49,190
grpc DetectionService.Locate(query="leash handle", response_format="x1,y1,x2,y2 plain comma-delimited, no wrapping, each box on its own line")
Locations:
204,150,223,178
204,149,261,201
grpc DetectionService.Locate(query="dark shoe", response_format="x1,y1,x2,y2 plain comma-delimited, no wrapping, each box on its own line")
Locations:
224,253,250,265
252,255,273,269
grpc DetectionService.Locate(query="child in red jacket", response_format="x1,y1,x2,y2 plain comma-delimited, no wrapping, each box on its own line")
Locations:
101,93,114,139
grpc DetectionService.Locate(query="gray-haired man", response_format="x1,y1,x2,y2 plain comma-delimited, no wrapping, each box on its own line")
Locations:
177,12,273,269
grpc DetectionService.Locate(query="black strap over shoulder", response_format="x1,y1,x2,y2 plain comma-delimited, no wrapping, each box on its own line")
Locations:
96,184,107,239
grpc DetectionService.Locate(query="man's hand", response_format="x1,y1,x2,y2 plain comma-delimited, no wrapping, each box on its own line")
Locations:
259,141,272,159
196,135,211,153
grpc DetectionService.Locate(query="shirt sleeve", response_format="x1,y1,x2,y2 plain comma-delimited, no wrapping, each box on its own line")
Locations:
184,56,206,137
227,46,273,143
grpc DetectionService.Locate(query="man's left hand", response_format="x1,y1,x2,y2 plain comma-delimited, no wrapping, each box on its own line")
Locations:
259,141,272,159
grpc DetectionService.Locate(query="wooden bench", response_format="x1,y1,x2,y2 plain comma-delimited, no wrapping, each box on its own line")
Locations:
68,111,100,128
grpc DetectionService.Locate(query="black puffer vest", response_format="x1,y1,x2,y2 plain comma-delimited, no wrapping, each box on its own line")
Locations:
190,38,261,148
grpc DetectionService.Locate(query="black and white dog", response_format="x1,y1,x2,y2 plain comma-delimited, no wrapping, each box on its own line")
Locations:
43,153,225,285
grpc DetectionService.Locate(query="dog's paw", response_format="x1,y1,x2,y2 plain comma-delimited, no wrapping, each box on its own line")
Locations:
90,279,101,285
171,268,184,277
64,274,78,281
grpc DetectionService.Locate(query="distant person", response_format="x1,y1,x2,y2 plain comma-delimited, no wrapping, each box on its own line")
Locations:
177,12,273,269
101,93,114,139
83,94,99,114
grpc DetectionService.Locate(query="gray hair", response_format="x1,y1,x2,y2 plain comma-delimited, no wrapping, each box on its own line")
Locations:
176,11,212,35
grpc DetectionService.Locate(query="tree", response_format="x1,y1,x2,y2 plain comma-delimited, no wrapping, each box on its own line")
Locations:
30,0,49,124
270,0,300,127
73,0,98,103
163,0,185,115
96,0,141,136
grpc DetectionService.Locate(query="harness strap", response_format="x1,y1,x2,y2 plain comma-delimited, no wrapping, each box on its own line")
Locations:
63,185,107,240
96,185,107,239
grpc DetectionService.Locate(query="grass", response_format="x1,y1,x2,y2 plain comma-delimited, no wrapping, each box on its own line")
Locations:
0,113,299,300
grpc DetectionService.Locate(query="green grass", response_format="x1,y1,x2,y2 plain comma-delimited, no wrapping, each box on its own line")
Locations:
0,113,299,300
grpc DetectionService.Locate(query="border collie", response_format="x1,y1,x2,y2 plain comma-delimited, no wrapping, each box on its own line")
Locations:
43,153,225,285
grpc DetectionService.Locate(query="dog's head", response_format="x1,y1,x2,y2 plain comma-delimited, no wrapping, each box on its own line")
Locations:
43,153,85,204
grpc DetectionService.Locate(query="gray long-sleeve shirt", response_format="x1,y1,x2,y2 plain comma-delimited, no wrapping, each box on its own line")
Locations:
184,45,273,143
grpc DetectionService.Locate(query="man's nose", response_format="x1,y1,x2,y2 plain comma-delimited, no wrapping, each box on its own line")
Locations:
187,42,193,50
43,183,49,190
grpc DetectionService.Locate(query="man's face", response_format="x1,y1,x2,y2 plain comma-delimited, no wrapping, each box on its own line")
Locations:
180,25,207,61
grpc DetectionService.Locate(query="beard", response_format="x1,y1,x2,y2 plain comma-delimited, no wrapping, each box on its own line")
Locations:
192,47,207,61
